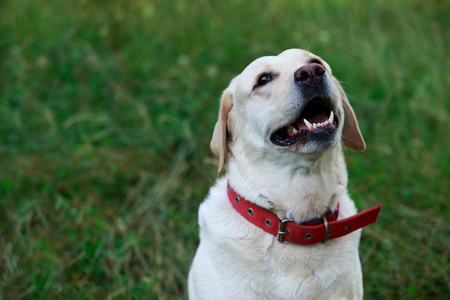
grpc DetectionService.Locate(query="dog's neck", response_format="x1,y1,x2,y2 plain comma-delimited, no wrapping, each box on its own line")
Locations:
226,143,348,223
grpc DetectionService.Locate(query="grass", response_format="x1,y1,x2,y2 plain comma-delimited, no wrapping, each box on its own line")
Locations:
0,0,448,299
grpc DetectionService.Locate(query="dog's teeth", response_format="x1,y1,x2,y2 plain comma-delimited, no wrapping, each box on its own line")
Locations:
313,123,317,129
287,125,297,135
329,111,334,123
304,119,312,130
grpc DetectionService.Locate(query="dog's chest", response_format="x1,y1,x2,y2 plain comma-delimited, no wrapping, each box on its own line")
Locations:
204,207,357,289
208,233,360,299
197,179,362,297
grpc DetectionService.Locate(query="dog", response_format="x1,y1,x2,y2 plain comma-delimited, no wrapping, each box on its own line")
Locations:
188,49,380,300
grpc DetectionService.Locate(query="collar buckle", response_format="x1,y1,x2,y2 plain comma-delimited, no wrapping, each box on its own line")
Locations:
277,219,291,243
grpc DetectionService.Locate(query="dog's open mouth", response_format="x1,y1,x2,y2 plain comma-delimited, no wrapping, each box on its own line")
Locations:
270,97,338,147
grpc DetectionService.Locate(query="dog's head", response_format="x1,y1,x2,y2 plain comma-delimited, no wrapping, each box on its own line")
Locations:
211,49,365,175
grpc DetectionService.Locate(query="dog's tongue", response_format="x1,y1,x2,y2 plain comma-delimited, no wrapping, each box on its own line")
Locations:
309,113,329,124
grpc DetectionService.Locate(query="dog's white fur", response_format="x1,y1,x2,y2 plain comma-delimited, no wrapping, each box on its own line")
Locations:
188,49,367,300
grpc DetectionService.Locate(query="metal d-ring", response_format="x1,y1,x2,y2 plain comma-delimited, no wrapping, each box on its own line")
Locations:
322,216,331,243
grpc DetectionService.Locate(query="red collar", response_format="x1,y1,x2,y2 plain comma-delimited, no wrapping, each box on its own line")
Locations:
227,182,381,244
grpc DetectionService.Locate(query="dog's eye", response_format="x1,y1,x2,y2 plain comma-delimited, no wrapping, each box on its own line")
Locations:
256,73,272,88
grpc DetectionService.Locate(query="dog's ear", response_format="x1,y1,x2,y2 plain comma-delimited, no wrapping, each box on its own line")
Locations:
210,89,233,176
341,94,366,151
334,78,366,151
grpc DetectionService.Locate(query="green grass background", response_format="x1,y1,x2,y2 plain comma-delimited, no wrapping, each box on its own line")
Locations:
0,0,448,299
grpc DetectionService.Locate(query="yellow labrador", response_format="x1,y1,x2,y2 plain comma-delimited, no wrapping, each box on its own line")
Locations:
188,49,380,300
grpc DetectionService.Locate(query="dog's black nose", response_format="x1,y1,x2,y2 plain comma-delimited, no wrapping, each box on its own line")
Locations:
294,63,326,86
